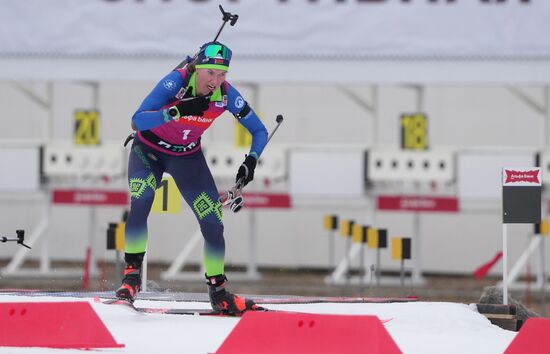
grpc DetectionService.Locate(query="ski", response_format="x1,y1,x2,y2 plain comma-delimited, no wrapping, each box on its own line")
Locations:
98,298,393,323
100,298,265,317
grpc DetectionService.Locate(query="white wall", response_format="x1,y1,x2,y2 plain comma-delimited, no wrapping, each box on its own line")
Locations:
0,79,549,277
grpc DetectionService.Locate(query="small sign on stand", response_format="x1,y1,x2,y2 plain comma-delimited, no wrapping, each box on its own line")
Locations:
502,167,542,304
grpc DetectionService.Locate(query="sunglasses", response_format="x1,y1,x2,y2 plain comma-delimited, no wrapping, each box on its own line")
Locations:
203,44,232,61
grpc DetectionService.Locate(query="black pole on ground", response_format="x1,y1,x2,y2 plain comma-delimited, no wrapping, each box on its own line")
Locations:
343,220,354,282
400,258,405,297
369,264,375,295
376,247,381,287
329,230,334,271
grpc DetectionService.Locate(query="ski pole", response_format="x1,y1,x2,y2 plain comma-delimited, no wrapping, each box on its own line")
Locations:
220,115,285,213
267,114,284,145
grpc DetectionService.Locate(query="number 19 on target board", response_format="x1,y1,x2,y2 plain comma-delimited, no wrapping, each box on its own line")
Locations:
401,113,428,150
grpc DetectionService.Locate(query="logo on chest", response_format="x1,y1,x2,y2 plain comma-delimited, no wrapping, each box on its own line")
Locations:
157,139,198,153
173,108,223,128
176,115,214,127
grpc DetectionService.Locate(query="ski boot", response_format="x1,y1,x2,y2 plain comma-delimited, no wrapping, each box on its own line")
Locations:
115,252,144,302
206,274,264,315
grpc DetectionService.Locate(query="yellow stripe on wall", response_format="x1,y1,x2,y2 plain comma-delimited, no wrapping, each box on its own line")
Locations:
367,228,378,249
541,219,549,236
115,222,125,251
324,215,338,231
340,220,353,237
391,237,402,260
352,224,363,243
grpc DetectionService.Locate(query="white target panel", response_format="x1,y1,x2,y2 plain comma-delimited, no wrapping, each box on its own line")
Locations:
43,142,126,178
204,144,287,180
289,149,365,197
368,148,455,183
0,147,40,191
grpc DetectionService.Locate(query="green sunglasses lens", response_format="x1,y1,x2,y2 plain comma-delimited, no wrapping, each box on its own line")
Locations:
204,44,223,58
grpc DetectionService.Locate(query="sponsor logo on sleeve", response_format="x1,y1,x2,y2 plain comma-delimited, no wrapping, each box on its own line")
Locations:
175,87,187,99
215,95,228,108
235,96,245,109
163,79,177,91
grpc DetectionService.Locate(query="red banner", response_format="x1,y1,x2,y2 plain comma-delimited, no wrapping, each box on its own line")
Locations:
240,193,291,209
53,189,128,206
377,195,459,212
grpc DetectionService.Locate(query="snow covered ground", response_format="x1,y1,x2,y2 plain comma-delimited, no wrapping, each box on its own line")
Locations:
0,294,516,354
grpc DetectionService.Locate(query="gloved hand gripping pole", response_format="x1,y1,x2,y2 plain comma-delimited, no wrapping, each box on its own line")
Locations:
219,115,285,213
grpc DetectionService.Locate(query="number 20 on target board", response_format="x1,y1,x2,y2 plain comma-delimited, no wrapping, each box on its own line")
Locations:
74,110,100,146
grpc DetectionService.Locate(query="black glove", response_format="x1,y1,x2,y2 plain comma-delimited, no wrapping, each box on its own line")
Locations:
168,92,211,120
236,155,257,187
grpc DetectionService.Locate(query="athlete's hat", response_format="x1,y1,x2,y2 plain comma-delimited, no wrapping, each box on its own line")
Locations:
195,41,232,72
